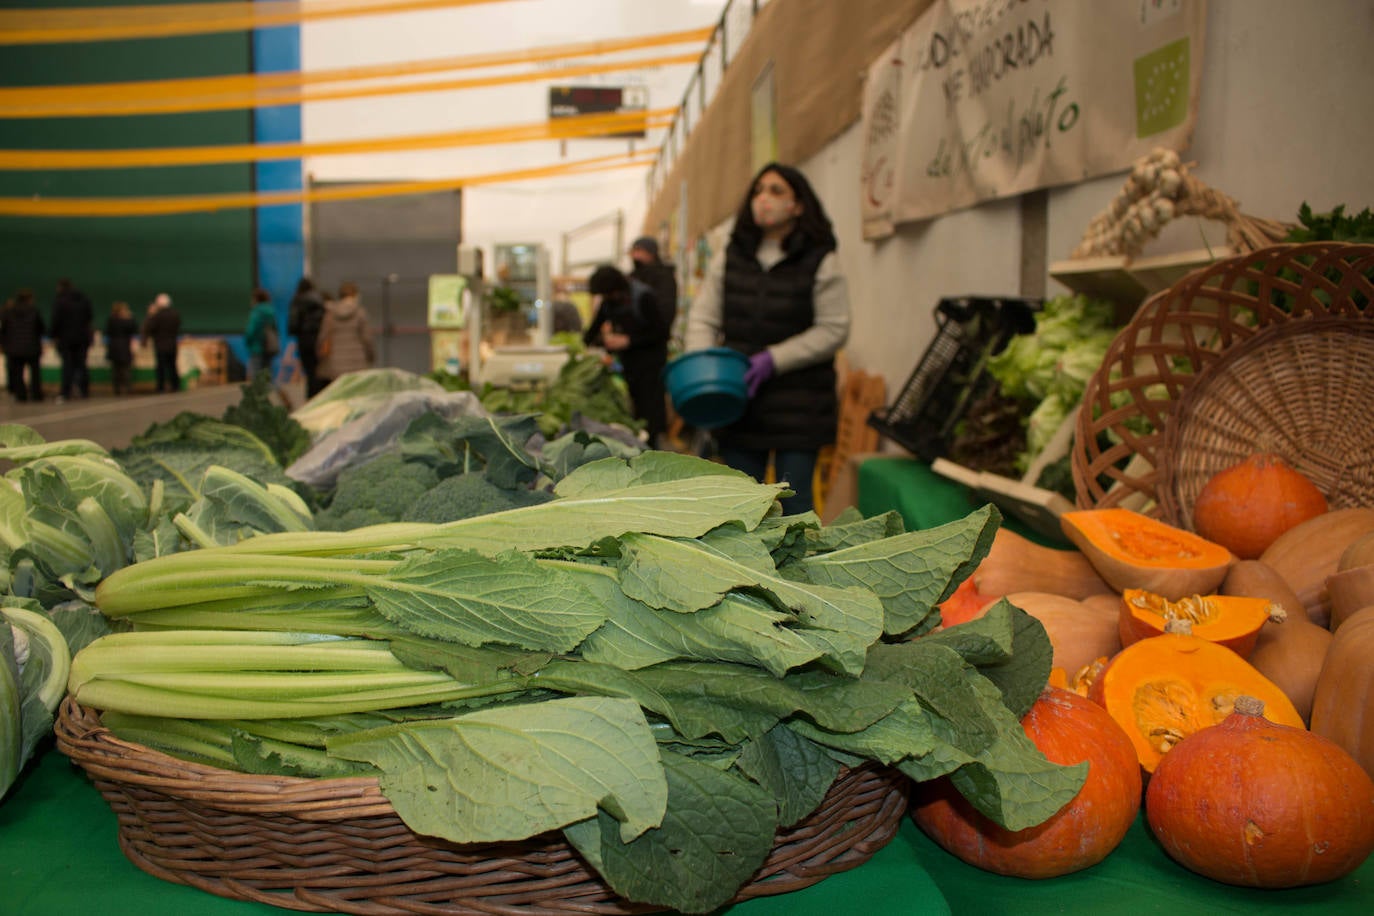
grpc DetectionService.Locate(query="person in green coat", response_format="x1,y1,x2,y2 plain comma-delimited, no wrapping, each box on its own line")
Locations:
244,287,279,380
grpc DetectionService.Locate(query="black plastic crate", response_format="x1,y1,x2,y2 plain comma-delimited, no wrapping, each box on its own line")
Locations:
868,295,1041,462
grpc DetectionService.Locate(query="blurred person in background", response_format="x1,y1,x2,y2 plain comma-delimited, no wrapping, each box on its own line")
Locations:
288,276,328,397
683,162,850,515
1,288,45,402
583,264,669,448
244,287,278,379
104,301,138,395
50,277,94,401
316,280,375,386
142,293,182,393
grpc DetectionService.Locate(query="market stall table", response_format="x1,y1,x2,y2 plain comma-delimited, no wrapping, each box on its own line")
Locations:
4,742,1371,914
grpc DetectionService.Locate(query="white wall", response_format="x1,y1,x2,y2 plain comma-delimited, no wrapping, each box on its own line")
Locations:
302,0,729,274
795,0,1374,412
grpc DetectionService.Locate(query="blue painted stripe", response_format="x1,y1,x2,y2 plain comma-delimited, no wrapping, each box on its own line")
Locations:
252,9,303,370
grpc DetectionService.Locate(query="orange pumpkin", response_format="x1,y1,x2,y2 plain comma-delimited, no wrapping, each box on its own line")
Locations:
1146,696,1374,888
1060,508,1234,600
937,576,995,628
1117,588,1282,658
1192,454,1328,560
1088,621,1305,774
911,686,1141,878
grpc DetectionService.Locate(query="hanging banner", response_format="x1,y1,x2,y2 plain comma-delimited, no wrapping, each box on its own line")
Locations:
860,0,1206,238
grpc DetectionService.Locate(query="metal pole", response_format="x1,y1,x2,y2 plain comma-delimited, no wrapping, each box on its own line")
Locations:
381,273,398,367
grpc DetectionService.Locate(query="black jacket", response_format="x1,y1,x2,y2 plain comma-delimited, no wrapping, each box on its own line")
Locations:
1,300,45,359
718,239,837,451
50,288,94,348
629,260,678,341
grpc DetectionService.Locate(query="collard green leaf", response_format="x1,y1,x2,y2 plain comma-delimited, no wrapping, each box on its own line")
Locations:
793,505,1000,636
802,509,906,553
564,749,777,915
940,675,1086,831
389,635,553,683
616,534,882,675
734,725,840,827
553,450,750,498
414,472,784,555
367,549,608,652
628,663,911,743
329,696,667,844
577,580,825,676
864,641,999,756
921,601,1052,718
788,697,936,764
617,534,750,613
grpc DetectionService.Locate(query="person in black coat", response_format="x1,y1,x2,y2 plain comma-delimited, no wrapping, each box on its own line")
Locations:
1,288,46,402
50,277,94,400
287,276,328,397
628,236,678,341
104,301,138,395
583,264,669,448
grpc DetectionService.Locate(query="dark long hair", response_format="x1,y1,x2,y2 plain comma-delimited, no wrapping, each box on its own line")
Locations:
727,162,837,258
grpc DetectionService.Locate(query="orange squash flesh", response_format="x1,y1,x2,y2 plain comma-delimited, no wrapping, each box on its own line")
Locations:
1088,629,1305,774
1118,588,1280,658
1061,508,1234,600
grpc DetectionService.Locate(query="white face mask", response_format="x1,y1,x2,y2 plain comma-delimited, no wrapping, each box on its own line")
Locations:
751,173,802,234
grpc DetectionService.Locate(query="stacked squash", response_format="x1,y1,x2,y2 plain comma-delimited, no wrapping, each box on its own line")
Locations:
918,455,1374,888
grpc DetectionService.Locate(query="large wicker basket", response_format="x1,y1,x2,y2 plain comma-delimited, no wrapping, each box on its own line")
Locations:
1071,242,1374,525
55,698,910,915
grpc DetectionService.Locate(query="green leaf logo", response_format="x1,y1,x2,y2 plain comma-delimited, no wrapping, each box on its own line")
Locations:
1134,37,1190,137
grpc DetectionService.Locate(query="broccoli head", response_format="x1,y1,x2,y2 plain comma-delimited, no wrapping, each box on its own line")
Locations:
314,450,440,530
401,473,553,524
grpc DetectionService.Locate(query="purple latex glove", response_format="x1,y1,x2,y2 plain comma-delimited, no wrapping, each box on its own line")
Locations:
744,349,775,398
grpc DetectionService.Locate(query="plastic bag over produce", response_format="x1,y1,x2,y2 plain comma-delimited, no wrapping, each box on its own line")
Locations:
287,377,489,489
290,369,447,437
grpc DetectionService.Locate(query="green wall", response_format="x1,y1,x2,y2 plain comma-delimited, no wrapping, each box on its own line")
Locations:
0,1,255,333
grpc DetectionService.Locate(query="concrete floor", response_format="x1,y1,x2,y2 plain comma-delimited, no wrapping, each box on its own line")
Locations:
0,381,305,451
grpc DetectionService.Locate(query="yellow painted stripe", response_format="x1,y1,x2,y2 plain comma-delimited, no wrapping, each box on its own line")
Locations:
0,150,658,217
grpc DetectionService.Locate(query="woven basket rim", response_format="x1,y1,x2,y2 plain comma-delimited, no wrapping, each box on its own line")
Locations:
55,697,910,915
1156,316,1374,527
1071,241,1374,517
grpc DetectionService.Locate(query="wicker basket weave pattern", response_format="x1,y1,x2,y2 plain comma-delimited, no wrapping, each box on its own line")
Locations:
1072,242,1374,522
56,698,910,915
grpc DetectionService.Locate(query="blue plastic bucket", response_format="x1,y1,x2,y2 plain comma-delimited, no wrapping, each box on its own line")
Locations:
663,347,749,429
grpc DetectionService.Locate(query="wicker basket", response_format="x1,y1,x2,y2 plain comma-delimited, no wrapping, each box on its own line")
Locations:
1072,242,1374,523
55,698,910,915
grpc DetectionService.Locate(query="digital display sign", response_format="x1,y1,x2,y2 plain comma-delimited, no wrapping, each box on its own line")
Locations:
548,85,647,139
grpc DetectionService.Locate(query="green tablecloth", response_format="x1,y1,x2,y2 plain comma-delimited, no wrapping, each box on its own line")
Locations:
857,456,1068,547
3,743,1370,915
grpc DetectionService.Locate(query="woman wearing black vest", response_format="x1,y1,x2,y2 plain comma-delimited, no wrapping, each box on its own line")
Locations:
683,162,851,514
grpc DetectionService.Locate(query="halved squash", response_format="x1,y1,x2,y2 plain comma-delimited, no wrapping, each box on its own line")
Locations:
1088,621,1305,774
1118,588,1282,658
1061,508,1234,600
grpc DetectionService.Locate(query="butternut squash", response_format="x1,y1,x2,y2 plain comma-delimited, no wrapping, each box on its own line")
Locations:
1224,560,1331,724
1000,591,1121,680
970,528,1113,601
1060,508,1234,600
1326,565,1374,631
1310,606,1374,781
1259,508,1374,628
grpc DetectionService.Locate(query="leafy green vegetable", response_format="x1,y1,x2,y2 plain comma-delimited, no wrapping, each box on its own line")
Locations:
220,373,312,467
65,447,1086,913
